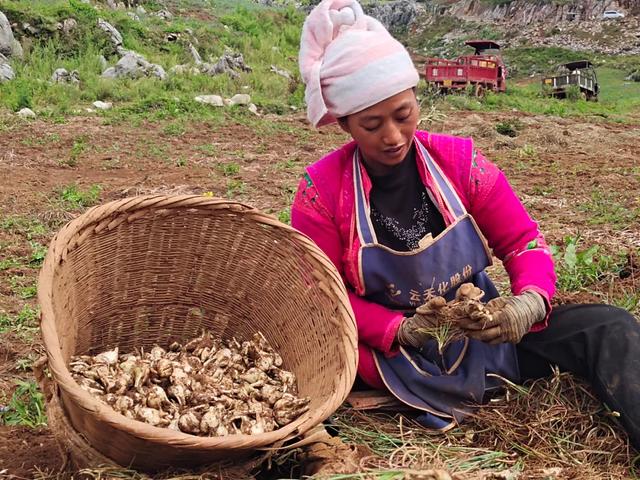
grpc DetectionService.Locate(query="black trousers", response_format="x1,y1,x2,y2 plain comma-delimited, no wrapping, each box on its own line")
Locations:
517,304,640,450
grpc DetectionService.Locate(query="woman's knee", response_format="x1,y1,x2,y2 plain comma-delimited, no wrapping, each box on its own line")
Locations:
599,305,639,331
554,303,638,330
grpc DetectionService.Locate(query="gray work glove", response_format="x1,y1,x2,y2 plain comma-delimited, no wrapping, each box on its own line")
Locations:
396,296,447,348
460,291,546,344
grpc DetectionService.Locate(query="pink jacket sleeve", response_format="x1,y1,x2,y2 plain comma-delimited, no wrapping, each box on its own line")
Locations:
291,176,404,353
467,151,556,330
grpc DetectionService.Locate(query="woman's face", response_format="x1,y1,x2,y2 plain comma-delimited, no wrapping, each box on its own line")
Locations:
339,88,419,175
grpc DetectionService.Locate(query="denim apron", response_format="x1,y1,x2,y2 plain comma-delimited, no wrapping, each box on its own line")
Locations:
354,138,519,431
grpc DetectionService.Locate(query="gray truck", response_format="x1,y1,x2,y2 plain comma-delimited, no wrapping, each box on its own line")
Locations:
542,60,599,101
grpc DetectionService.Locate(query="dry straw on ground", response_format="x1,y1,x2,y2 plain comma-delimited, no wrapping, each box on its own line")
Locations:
331,370,637,479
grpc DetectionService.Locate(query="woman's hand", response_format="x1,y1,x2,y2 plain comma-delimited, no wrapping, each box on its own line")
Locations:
460,291,546,344
396,296,447,348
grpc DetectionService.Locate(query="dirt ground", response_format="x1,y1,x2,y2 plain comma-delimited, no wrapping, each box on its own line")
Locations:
0,108,638,478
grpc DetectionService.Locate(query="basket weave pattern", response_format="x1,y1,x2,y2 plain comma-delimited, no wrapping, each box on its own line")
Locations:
38,195,357,470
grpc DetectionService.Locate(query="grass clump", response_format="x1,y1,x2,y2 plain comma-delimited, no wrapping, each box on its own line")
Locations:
578,191,640,229
0,216,48,240
550,236,622,291
495,119,522,137
56,183,102,210
0,380,47,428
0,304,40,339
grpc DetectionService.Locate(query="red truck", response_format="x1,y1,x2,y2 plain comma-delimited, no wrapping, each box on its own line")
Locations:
424,40,507,96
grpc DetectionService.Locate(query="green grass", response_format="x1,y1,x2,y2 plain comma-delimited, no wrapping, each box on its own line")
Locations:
0,304,40,339
217,161,240,177
56,183,102,210
439,67,640,121
65,133,90,166
0,216,48,239
225,179,246,197
29,241,47,265
277,208,291,224
578,190,640,229
0,380,47,428
503,46,587,77
9,274,37,299
550,236,624,292
0,0,306,121
0,257,24,271
162,120,187,136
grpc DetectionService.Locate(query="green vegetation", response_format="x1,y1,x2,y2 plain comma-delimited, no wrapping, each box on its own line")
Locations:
0,304,40,339
495,119,522,137
0,0,305,121
405,16,500,56
225,179,246,197
550,236,623,291
217,161,240,177
277,208,291,224
503,46,586,77
0,257,23,271
56,183,102,209
66,133,90,166
0,380,47,428
438,67,640,121
29,241,47,265
578,191,640,229
0,216,48,239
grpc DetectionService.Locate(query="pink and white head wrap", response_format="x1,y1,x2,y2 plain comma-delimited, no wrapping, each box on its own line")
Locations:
299,0,419,128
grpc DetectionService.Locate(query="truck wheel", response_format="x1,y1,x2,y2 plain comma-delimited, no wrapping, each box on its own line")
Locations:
474,84,485,98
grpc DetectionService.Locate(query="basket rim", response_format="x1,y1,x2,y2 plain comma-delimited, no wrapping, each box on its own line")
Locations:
38,194,358,450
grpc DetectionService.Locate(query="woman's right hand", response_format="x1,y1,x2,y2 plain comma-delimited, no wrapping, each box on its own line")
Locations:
396,296,447,348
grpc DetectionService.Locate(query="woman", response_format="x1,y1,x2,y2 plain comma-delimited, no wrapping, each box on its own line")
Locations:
293,0,640,447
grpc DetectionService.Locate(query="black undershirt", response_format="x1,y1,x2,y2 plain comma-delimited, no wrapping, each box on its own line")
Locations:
364,145,446,251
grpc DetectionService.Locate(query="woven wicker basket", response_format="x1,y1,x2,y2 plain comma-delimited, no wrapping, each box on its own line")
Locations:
38,195,357,471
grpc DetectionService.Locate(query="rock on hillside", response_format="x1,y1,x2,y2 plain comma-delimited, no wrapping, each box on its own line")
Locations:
0,11,22,59
444,0,634,24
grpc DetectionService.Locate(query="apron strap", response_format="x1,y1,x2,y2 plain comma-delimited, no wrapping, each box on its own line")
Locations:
415,139,467,219
352,151,377,245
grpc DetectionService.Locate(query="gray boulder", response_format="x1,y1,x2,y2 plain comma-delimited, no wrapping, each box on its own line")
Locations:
364,1,419,34
0,53,14,82
97,18,123,47
51,68,80,84
200,51,251,79
93,100,113,110
17,108,36,119
227,93,251,106
195,95,225,106
189,43,202,64
0,11,22,59
102,50,166,80
270,65,291,79
60,18,78,35
98,55,108,71
627,69,640,82
170,64,200,75
153,10,174,20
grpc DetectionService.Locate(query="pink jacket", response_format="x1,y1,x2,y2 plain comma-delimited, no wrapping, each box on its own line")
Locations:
292,131,556,388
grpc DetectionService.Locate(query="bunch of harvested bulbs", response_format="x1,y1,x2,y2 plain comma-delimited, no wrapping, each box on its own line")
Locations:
69,331,310,436
416,283,499,352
